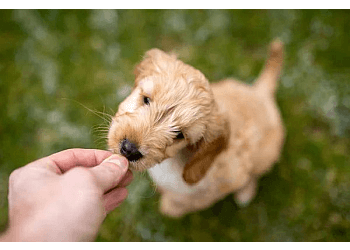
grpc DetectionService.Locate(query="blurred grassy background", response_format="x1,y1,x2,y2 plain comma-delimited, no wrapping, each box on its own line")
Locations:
0,10,349,241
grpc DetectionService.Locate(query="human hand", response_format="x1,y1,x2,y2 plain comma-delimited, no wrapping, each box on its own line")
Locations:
1,148,132,242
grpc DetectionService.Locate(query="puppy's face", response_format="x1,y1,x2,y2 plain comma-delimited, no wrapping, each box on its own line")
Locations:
108,49,214,171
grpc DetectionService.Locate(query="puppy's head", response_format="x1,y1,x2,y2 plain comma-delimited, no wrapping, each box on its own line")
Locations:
108,49,218,181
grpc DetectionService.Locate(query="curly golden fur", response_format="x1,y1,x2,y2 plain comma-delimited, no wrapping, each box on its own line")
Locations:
108,39,285,217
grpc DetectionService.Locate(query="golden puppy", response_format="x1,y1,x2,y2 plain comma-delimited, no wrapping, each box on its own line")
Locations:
108,40,285,217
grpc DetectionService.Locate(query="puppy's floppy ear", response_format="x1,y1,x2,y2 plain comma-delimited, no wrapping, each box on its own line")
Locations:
134,48,177,81
183,132,228,185
145,48,176,60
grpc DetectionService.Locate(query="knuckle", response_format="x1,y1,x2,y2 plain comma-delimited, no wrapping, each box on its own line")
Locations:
9,168,23,185
8,167,32,190
104,163,124,177
64,167,98,186
67,167,92,178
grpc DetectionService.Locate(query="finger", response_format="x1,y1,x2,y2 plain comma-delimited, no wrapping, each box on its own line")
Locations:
118,170,134,187
103,187,128,213
47,148,113,173
89,154,129,193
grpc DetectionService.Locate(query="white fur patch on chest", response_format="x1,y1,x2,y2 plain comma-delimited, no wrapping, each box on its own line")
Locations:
147,157,207,195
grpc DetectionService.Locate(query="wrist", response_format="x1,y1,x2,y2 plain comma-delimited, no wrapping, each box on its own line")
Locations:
2,216,99,242
0,217,54,242
0,226,25,242
0,225,36,242
0,230,13,242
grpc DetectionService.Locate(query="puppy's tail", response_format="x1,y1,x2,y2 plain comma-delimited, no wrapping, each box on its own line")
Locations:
253,38,284,96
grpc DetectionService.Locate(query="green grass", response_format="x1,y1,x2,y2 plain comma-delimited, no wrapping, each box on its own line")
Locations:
0,10,349,241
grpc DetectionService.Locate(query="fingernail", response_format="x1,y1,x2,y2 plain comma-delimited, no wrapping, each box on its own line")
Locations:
104,155,128,169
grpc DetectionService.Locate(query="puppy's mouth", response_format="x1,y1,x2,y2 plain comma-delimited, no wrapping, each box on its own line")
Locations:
119,138,143,162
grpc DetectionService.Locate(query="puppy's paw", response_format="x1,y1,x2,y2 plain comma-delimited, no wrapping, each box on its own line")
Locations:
159,195,186,218
233,180,257,207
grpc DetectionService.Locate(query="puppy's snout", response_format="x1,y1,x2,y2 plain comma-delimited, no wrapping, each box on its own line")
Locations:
120,139,143,162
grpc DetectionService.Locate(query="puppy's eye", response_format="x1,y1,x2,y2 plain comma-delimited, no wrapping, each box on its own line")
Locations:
143,96,151,105
175,131,184,140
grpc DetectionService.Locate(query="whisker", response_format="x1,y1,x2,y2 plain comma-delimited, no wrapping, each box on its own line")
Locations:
92,123,111,129
92,122,111,128
93,128,111,133
61,98,113,124
109,107,116,115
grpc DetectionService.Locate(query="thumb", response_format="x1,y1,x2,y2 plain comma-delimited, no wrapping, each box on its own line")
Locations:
89,154,129,193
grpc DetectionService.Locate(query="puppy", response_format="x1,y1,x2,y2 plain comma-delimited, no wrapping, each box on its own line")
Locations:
108,39,285,217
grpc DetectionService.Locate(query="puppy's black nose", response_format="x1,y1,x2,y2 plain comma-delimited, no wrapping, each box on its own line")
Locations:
120,139,143,162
